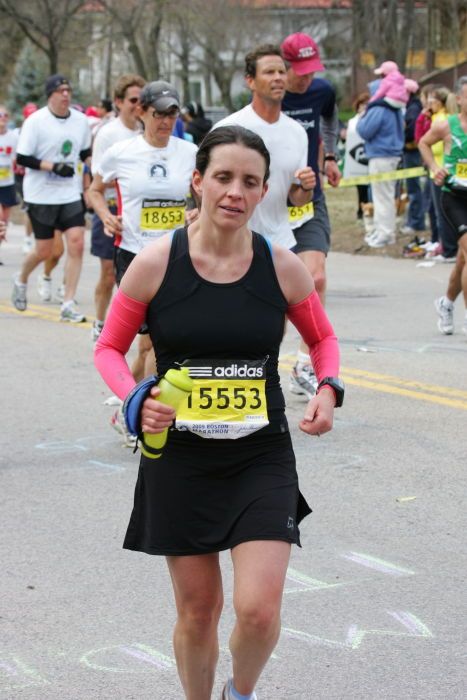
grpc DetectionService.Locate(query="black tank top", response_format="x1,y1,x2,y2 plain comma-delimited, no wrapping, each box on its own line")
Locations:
147,227,289,431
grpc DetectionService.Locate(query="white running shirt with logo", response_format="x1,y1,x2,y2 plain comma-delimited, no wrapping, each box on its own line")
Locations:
17,106,91,204
97,134,197,254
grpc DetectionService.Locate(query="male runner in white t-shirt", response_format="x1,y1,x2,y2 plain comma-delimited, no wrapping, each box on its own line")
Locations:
12,74,91,322
89,73,145,341
214,44,315,249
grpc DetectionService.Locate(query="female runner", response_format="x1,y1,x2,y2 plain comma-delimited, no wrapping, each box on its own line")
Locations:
89,80,197,442
94,125,343,700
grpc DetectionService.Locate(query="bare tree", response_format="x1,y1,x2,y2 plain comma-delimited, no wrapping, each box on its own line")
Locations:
169,0,264,111
352,0,416,71
0,14,24,96
98,0,167,80
0,0,87,74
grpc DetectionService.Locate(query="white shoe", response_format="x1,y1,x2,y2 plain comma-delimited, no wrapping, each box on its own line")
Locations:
92,319,104,342
367,233,396,248
364,229,376,243
37,274,52,302
434,297,454,335
422,241,439,253
22,236,33,254
221,679,257,700
60,300,86,323
462,316,467,337
12,274,27,311
289,363,318,400
399,225,415,236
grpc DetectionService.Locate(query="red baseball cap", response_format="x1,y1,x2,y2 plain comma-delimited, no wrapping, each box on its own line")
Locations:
281,33,325,75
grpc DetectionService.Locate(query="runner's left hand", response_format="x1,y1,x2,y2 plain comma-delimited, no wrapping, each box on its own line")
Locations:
299,387,335,436
324,160,341,187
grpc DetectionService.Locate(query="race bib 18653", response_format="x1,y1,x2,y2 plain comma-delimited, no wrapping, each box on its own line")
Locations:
140,198,185,234
175,359,269,439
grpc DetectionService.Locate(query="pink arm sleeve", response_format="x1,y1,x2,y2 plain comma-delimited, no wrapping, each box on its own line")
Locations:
287,291,340,382
94,288,149,400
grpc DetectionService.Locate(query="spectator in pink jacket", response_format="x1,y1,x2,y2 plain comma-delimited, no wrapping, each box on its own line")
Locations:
371,60,408,109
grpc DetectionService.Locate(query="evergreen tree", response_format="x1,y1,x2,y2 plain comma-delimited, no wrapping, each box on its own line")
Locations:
7,43,48,121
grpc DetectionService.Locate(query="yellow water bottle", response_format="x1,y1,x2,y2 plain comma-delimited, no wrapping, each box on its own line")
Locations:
140,367,193,459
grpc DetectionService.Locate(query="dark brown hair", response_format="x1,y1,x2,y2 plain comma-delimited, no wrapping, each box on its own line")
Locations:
244,44,282,78
196,125,270,183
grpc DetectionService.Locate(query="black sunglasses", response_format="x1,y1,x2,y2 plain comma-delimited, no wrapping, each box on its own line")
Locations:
127,97,139,104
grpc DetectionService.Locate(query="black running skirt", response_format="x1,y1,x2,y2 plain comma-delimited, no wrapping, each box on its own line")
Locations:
123,430,311,556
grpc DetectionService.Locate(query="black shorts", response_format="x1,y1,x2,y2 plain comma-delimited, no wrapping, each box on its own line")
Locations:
26,200,85,240
291,195,331,255
441,190,467,240
114,246,149,334
90,210,116,260
0,184,18,208
123,430,311,556
114,246,136,285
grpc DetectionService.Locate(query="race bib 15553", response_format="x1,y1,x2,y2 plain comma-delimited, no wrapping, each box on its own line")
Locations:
175,358,269,439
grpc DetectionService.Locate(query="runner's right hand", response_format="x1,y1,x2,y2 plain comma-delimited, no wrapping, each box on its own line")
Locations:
103,212,123,237
52,162,75,178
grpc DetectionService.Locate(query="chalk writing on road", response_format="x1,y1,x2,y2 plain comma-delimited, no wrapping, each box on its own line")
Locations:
342,552,415,576
35,434,119,453
282,611,433,651
0,611,434,693
0,655,49,693
0,556,432,692
80,643,175,672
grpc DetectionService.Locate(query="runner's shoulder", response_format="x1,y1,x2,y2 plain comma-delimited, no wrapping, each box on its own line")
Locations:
269,243,314,302
120,234,174,302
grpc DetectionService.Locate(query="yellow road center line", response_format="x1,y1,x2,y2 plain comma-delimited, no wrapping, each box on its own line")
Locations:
341,366,467,400
0,303,92,328
342,376,467,411
279,355,467,410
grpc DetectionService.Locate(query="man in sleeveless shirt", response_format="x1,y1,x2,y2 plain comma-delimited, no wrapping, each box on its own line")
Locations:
419,76,467,336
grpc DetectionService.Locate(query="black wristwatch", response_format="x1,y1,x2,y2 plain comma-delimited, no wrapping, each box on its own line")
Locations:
324,153,337,162
317,377,345,407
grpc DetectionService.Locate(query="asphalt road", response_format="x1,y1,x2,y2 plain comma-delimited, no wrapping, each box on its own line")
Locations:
1,221,466,699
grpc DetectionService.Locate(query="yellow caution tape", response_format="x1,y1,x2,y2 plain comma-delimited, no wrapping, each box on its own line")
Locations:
325,166,426,189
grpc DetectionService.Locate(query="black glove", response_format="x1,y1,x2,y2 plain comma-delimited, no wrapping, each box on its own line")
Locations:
52,162,75,178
